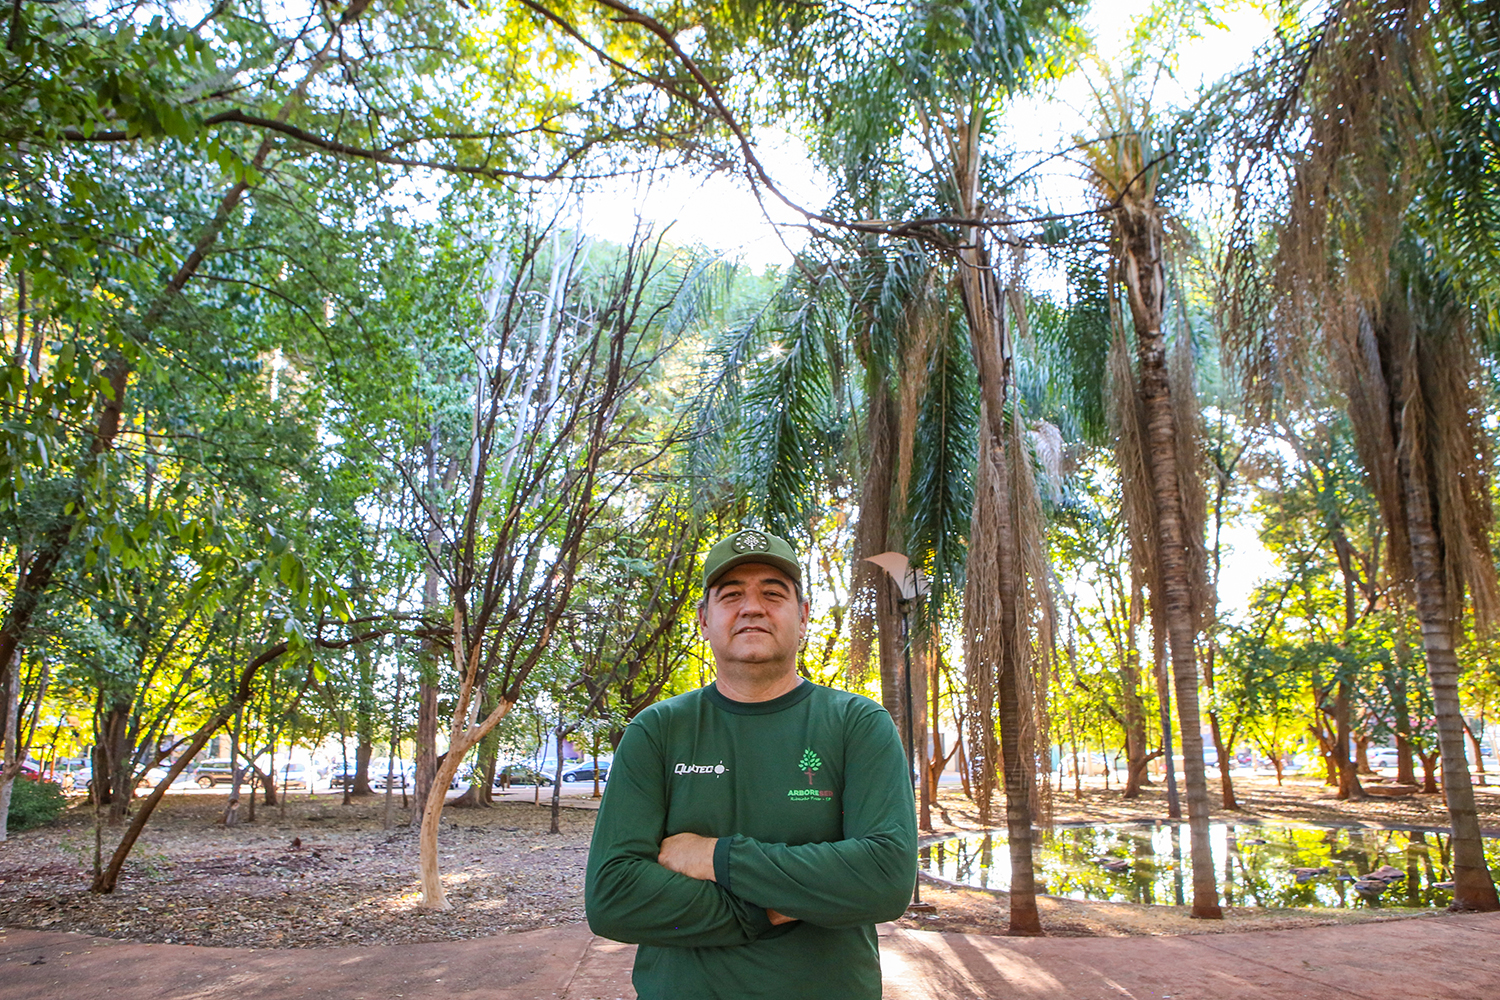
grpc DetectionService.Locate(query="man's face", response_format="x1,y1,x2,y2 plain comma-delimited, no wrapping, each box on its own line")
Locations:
697,562,808,678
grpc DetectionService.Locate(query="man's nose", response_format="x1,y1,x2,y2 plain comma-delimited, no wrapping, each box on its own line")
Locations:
738,589,769,616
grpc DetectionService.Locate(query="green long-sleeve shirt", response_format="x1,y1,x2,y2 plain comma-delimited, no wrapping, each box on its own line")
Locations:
585,679,917,1000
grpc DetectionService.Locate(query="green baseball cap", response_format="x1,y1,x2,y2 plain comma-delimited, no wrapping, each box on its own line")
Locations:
702,529,802,590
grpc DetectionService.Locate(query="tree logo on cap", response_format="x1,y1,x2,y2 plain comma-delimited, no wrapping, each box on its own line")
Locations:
733,530,767,552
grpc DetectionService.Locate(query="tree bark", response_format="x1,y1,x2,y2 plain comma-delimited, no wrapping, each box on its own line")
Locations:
1121,608,1150,799
0,646,19,841
1334,676,1367,801
1154,633,1179,818
1400,436,1499,909
1119,204,1220,919
960,261,1042,936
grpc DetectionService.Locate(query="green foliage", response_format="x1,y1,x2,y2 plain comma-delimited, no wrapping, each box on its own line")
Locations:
6,779,67,832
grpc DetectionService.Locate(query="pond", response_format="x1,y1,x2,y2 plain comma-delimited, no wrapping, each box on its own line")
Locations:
920,822,1500,908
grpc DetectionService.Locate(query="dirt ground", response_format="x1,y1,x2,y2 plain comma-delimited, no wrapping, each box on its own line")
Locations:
1,773,1497,948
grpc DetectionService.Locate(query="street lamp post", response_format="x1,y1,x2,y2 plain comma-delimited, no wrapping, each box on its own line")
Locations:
865,551,936,915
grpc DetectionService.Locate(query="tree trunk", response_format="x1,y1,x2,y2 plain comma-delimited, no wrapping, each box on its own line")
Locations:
958,248,1042,935
1418,748,1440,794
1154,634,1179,818
415,747,464,910
99,700,132,824
990,432,1041,935
0,646,19,841
1392,624,1418,785
1354,733,1374,775
550,728,566,835
926,642,947,816
1334,676,1367,801
383,670,405,830
1202,639,1237,810
413,439,445,826
226,708,244,826
1462,719,1485,787
1401,446,1499,909
914,638,931,833
1121,205,1220,919
415,696,515,909
354,652,376,796
1121,620,1150,798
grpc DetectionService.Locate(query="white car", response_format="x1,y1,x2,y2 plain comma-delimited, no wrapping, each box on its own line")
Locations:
1368,747,1401,769
275,762,315,790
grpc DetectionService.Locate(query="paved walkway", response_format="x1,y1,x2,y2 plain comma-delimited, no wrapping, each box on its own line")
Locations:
3,913,1496,999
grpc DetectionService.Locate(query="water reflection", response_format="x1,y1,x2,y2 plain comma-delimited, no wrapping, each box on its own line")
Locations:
918,822,1500,909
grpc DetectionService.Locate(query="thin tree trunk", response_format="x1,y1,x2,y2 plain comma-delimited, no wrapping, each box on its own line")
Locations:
1154,633,1179,818
1121,209,1220,919
354,651,376,796
1121,628,1150,798
914,639,931,833
0,647,19,841
550,728,565,835
383,670,404,830
963,311,1042,935
1401,442,1499,909
225,707,243,826
1334,676,1367,801
1392,625,1418,785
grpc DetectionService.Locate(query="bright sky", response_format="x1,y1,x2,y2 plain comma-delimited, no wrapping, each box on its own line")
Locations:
583,1,1279,270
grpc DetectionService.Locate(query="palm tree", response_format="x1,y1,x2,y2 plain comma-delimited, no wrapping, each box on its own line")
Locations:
1078,70,1222,919
1221,0,1500,911
704,0,1081,934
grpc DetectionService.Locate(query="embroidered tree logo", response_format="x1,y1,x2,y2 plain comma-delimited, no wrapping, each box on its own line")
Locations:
799,749,822,785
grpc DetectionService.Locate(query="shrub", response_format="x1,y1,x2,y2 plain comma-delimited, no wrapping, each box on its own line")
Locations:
7,778,67,831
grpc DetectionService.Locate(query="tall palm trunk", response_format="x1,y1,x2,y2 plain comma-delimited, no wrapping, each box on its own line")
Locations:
1337,260,1500,911
1404,471,1497,908
1394,360,1498,910
1118,205,1221,920
959,247,1043,936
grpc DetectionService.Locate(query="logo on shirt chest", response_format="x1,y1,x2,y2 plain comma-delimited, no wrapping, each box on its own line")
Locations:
673,761,727,776
788,747,833,801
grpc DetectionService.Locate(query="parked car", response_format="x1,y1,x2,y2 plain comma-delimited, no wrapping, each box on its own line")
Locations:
561,759,610,783
192,759,242,787
372,764,414,790
273,761,314,790
1368,747,1401,770
494,763,552,788
328,761,361,789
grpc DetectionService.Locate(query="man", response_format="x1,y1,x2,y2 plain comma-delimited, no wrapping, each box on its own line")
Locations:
585,528,917,1000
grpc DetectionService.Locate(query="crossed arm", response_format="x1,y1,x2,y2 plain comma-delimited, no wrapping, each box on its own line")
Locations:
657,832,795,925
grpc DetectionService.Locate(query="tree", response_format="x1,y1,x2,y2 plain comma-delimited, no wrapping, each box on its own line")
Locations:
1221,0,1500,911
406,220,714,908
1078,67,1221,919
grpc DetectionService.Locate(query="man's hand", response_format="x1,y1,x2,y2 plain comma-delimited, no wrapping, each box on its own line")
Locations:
658,832,717,881
766,908,796,925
